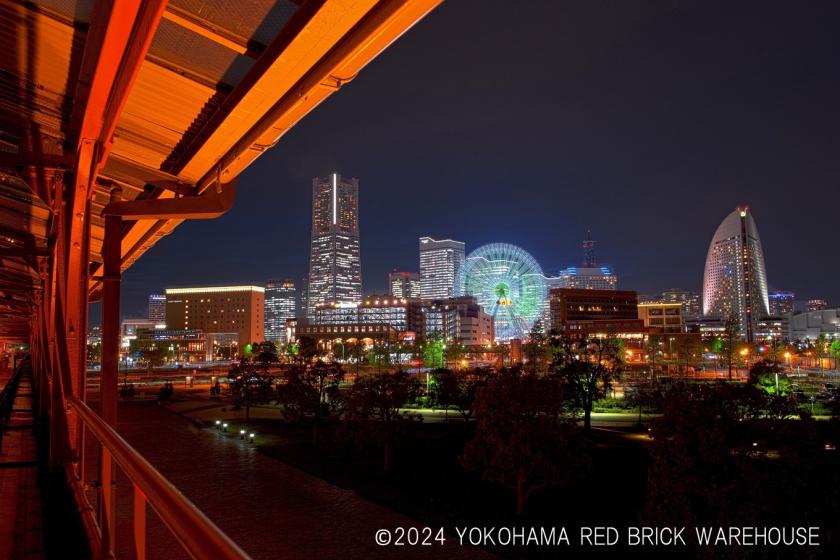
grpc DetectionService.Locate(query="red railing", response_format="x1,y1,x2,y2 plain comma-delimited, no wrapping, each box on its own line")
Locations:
62,394,251,560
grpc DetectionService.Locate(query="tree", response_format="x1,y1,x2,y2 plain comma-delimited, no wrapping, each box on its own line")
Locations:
644,383,826,530
627,383,664,427
423,335,446,369
721,314,740,380
345,339,365,376
646,334,662,372
87,341,102,364
523,320,550,375
277,360,344,443
552,335,623,430
297,335,319,363
444,341,467,369
255,341,278,370
830,340,840,370
432,368,489,427
368,339,391,373
342,371,421,473
675,335,703,371
814,334,828,369
229,367,274,422
138,345,166,367
749,359,790,397
461,371,589,514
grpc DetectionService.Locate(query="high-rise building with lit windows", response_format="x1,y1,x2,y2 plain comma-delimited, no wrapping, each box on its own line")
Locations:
807,299,828,312
264,279,296,344
389,271,421,298
307,173,362,317
769,290,795,316
147,294,166,326
702,206,769,342
165,286,264,347
419,237,464,299
661,288,702,320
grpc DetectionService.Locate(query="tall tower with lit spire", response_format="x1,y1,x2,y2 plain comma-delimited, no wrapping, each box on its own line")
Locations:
307,173,362,317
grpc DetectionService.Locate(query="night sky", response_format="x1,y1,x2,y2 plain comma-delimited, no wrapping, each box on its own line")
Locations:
113,0,840,320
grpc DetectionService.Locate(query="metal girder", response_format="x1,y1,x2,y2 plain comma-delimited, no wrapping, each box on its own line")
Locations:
70,0,169,157
161,4,265,58
191,0,445,189
161,0,327,175
101,179,236,220
87,0,442,298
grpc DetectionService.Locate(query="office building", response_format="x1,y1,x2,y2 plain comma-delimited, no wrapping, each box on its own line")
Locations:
638,302,685,334
768,290,796,316
556,231,618,290
264,279,296,344
549,288,645,342
147,294,166,326
314,296,425,337
307,173,362,316
389,271,421,299
702,206,769,342
165,285,265,346
807,299,829,312
129,329,208,364
661,289,702,320
419,237,465,299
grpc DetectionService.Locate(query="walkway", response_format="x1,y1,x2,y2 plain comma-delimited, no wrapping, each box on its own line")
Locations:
0,364,45,559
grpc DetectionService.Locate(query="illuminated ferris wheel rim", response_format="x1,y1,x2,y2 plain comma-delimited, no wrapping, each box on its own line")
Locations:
458,243,547,341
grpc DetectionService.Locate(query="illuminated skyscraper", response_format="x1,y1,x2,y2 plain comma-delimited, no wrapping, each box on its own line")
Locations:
307,173,362,317
702,206,769,341
807,299,828,312
769,290,795,316
389,271,421,298
557,231,617,290
264,280,296,343
661,288,702,320
147,294,166,326
419,237,465,299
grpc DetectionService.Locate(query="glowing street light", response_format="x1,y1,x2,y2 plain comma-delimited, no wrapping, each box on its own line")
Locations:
239,429,246,440
249,433,255,443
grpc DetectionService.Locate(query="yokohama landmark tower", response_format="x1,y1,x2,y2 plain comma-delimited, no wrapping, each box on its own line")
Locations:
307,173,362,317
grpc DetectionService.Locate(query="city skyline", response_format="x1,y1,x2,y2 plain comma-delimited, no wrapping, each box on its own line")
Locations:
111,206,830,321
106,1,840,320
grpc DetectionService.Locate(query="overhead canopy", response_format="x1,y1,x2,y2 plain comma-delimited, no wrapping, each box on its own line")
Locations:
0,0,441,343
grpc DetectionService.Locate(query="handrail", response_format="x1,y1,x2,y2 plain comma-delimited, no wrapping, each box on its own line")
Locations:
66,394,251,560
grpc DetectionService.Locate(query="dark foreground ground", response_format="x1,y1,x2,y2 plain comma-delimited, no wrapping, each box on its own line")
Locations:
96,399,839,560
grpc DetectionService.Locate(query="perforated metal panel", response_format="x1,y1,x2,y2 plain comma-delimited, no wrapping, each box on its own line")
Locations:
149,18,255,87
170,0,298,45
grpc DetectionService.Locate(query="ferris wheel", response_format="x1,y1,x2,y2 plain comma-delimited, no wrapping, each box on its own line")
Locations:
458,243,547,341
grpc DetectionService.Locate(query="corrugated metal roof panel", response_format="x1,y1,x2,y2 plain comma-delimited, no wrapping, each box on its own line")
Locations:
170,0,298,46
111,62,215,169
149,18,254,87
34,0,95,24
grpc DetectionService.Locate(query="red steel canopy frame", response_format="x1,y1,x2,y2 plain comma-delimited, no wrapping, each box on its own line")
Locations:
0,1,442,557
